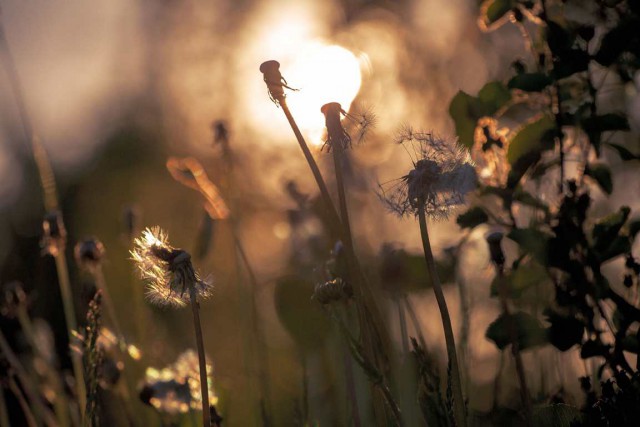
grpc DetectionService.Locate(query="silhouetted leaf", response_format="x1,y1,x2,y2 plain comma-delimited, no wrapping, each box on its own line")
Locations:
545,309,585,351
508,73,552,92
507,115,556,164
628,219,640,239
580,340,610,359
622,335,639,354
592,206,631,252
532,404,582,427
273,276,330,351
595,18,640,66
456,206,489,229
606,143,639,161
513,189,550,215
486,311,547,350
477,81,511,112
584,163,613,194
508,228,551,265
598,235,631,263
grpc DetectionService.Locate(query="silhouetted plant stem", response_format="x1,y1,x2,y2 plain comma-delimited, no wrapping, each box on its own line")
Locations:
396,298,410,356
0,329,58,426
189,287,211,427
8,376,37,427
495,265,532,425
402,295,427,350
94,266,125,344
417,204,466,427
0,385,9,427
343,345,362,427
0,16,86,418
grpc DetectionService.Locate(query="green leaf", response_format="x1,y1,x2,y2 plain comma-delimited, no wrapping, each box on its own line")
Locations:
273,276,331,351
481,0,515,26
592,206,631,250
532,404,583,427
508,73,552,92
456,206,489,229
584,163,613,194
490,260,548,299
508,228,551,265
449,82,510,148
606,143,639,161
507,115,556,164
486,311,547,350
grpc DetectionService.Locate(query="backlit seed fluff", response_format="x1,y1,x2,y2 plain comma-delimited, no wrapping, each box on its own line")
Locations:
379,130,476,219
130,227,212,308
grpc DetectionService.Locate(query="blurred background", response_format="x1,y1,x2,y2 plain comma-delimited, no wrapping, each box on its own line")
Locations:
1,0,639,425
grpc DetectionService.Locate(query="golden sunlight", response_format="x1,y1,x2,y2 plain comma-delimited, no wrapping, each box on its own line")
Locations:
283,43,363,145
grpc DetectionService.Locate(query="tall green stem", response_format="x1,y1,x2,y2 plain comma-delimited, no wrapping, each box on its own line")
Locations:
189,288,211,427
417,206,466,427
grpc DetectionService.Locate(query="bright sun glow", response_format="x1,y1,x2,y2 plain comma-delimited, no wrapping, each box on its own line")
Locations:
283,43,362,145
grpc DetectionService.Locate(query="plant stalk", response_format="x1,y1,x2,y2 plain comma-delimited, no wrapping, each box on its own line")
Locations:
495,266,532,424
417,206,466,427
189,287,211,427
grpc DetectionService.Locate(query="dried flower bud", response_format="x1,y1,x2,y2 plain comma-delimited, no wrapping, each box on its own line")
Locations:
312,278,352,305
74,238,105,270
1,281,28,318
485,231,505,268
41,211,67,256
259,60,298,106
321,102,351,151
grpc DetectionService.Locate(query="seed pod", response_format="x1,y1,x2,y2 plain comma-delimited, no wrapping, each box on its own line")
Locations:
41,211,67,256
320,102,351,151
74,238,106,270
312,278,351,305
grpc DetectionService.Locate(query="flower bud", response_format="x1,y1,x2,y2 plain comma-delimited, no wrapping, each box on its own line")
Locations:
75,238,106,269
41,211,67,256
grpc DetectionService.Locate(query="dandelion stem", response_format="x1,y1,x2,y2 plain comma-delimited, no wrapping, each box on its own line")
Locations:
279,99,343,238
189,287,211,427
417,205,466,427
495,266,532,424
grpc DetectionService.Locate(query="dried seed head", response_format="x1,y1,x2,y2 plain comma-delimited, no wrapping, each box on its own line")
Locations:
485,231,505,268
74,238,106,270
1,281,28,318
130,227,213,308
379,131,476,219
260,60,298,106
312,278,352,305
41,211,67,256
321,102,351,151
141,349,217,415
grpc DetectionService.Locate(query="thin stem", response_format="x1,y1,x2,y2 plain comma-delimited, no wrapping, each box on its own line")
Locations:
402,295,427,350
492,351,505,411
94,266,125,344
495,266,532,424
54,254,87,418
417,206,466,427
189,288,211,427
0,385,9,427
0,329,58,426
396,298,410,356
280,99,342,239
342,346,362,427
7,376,37,427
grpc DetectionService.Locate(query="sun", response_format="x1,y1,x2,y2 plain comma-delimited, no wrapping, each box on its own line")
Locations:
283,43,363,145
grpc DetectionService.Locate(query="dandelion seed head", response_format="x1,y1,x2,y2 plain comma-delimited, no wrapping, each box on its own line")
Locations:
379,131,476,219
130,227,212,308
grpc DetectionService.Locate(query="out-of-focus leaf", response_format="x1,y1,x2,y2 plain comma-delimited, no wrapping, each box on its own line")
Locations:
380,248,430,293
584,163,613,194
594,18,640,66
552,49,590,79
506,150,541,189
481,0,515,26
532,404,583,427
507,115,556,164
622,335,639,354
592,206,631,251
449,82,510,148
628,219,640,239
606,143,639,161
508,73,552,92
580,340,610,359
490,260,548,299
456,206,489,229
273,276,330,351
544,309,585,351
508,228,551,265
486,311,547,350
598,236,631,263
513,189,550,215
583,114,630,133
